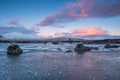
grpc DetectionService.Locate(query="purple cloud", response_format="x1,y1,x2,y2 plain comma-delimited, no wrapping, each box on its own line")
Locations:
90,0,120,17
57,26,65,28
36,0,120,26
7,19,19,25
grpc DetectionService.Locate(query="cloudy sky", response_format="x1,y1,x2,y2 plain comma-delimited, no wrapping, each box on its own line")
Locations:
0,0,120,39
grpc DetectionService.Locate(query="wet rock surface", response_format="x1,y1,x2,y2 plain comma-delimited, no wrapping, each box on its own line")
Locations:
74,44,91,53
105,44,119,48
7,44,23,54
65,50,73,52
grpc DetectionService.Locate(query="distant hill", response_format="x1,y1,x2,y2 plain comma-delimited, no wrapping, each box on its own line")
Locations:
45,37,84,42
0,35,120,44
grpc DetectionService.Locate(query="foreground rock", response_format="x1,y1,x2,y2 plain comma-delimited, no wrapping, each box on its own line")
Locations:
74,44,91,53
104,44,119,48
91,47,99,50
7,44,23,54
65,50,73,52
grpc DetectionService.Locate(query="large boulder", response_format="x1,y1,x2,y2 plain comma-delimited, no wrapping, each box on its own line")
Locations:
91,47,99,50
7,44,23,54
74,44,91,53
65,50,73,52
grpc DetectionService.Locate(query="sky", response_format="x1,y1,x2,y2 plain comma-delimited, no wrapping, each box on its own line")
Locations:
0,0,120,39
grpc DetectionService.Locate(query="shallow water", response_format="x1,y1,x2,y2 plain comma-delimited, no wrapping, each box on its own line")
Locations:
0,43,120,53
0,50,120,80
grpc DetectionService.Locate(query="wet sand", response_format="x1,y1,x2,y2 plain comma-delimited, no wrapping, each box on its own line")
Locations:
0,51,120,80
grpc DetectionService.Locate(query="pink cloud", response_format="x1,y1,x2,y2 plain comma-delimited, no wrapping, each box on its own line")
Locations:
54,27,108,38
65,0,93,19
37,33,51,38
36,13,62,26
72,27,108,37
57,26,65,28
7,19,19,25
36,0,93,26
36,0,120,26
36,31,55,38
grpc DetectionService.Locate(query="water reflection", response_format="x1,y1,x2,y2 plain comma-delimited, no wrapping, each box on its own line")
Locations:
6,54,22,64
0,51,119,80
80,53,96,69
7,53,21,59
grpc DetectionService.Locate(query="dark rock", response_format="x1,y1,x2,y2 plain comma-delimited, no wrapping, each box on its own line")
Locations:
65,50,73,52
104,44,119,48
7,44,23,54
74,44,91,53
91,47,99,50
57,48,62,51
52,42,59,45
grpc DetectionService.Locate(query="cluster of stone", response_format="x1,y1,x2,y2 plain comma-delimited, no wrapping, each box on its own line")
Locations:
104,44,119,48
